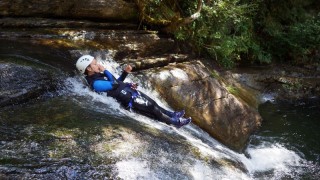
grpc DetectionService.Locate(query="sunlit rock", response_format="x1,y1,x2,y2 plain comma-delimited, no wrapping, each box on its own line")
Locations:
142,61,262,151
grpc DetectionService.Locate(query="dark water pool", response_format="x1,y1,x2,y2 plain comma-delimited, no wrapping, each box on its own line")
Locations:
253,99,320,178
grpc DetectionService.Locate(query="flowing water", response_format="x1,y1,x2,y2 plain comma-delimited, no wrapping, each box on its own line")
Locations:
0,39,319,179
251,100,320,179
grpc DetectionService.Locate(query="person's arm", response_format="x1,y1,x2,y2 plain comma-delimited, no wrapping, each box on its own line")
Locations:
103,70,115,82
90,67,117,92
92,80,114,92
117,71,128,82
117,65,132,82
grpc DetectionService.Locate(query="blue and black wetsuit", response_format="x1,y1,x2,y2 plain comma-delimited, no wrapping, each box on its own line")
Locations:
85,70,177,125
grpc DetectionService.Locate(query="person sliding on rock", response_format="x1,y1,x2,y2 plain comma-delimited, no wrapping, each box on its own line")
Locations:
76,55,191,128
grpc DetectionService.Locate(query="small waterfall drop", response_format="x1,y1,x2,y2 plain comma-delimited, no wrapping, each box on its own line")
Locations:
61,53,311,179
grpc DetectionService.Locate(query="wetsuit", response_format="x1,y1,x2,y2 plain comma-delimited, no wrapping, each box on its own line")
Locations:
85,70,177,125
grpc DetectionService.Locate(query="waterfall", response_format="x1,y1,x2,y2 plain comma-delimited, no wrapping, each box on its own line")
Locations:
61,54,310,179
1,33,317,180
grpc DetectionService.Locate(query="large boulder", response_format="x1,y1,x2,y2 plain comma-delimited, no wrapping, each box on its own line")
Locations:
0,63,58,107
0,0,138,21
222,65,320,103
142,61,262,151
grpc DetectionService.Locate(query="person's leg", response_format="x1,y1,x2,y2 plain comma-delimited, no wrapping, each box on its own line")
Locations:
139,92,174,114
132,92,178,124
136,92,185,118
131,91,191,127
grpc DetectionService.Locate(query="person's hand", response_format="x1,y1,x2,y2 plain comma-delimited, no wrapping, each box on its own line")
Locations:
124,65,132,73
98,64,105,72
129,83,138,90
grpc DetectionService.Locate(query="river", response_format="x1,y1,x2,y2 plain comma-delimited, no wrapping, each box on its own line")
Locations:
0,38,319,179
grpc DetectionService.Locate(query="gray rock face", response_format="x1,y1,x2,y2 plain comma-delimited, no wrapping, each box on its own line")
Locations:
0,63,57,107
0,0,138,21
223,66,320,103
142,61,262,151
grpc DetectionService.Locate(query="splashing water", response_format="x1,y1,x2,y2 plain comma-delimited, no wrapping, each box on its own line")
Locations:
242,142,304,177
61,54,316,179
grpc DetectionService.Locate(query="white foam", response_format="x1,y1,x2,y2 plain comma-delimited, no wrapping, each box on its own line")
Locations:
63,77,123,114
190,160,250,180
190,161,213,179
116,159,158,180
241,143,302,174
261,93,276,103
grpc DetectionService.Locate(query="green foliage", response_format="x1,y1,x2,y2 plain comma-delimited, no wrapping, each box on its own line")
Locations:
138,0,320,68
259,12,320,64
253,0,320,65
175,0,271,68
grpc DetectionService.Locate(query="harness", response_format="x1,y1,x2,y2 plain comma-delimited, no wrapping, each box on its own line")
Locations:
124,83,141,111
85,73,141,110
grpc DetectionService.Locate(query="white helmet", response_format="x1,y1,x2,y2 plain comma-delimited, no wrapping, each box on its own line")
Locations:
76,55,94,74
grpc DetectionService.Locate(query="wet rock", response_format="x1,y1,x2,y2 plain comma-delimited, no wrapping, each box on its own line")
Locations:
0,63,58,107
141,61,262,151
0,0,137,21
0,97,249,179
123,54,189,71
223,65,320,103
0,17,138,29
0,21,260,151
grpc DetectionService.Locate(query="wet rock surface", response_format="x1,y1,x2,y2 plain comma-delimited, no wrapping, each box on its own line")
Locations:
0,0,137,21
223,65,320,103
0,62,59,107
0,2,319,178
8,17,320,152
140,61,262,151
0,21,262,150
0,97,248,179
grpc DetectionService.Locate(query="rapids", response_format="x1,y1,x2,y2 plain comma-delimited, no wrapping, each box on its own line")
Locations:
0,44,319,179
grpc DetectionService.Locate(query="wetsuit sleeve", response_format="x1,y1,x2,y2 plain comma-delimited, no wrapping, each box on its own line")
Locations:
117,71,128,82
92,80,114,92
103,70,115,82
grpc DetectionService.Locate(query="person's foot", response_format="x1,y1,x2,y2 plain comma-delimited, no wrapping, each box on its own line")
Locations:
173,110,185,119
176,117,191,128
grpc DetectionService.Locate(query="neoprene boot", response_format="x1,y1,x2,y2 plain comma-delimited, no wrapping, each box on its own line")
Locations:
176,117,192,128
173,110,185,119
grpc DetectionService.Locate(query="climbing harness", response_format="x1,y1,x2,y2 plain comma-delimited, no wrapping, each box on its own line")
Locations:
126,86,141,111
